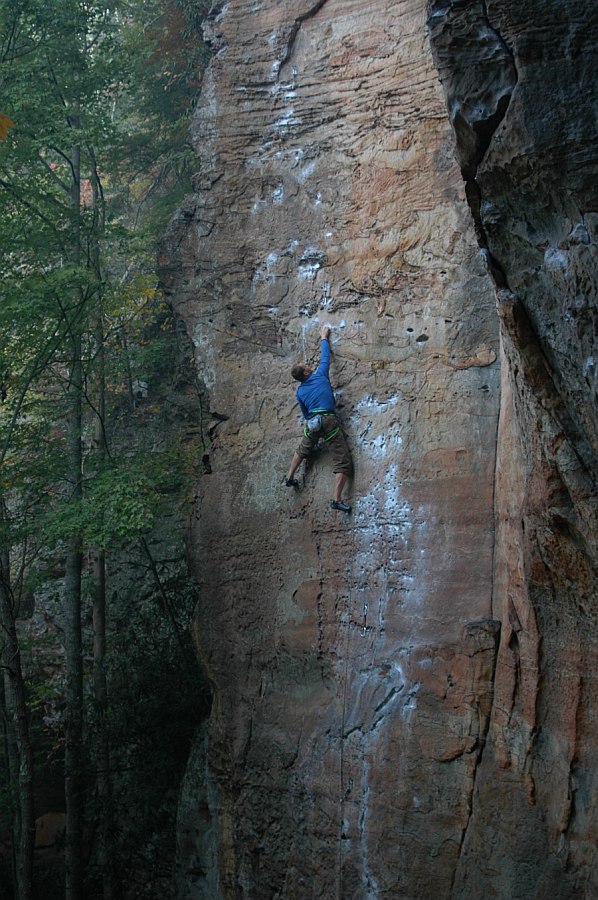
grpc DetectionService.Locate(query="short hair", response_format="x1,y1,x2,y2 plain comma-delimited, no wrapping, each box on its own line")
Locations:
291,364,307,383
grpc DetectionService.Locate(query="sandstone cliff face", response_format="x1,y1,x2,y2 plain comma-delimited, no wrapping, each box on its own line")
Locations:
160,1,598,897
429,2,598,897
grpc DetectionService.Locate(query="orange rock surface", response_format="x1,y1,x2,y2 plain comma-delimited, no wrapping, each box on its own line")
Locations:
161,0,598,896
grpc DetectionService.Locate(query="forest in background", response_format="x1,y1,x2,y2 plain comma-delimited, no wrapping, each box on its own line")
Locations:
0,1,211,897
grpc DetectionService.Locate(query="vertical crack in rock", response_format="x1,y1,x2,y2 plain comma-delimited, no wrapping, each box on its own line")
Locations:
427,0,518,258
558,672,582,838
498,289,598,485
279,0,330,73
451,618,501,891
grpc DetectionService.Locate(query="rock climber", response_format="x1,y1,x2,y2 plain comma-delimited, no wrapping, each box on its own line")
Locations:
285,325,353,512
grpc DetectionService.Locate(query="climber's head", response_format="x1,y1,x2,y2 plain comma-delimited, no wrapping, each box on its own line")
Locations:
291,363,313,382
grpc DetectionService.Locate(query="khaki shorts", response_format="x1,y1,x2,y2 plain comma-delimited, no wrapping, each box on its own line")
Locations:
296,414,353,476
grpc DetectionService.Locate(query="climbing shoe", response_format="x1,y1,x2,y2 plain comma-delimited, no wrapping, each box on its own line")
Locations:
331,499,351,513
285,478,299,488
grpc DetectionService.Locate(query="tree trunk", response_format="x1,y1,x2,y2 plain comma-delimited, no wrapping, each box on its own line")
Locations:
0,534,35,900
0,676,20,897
64,353,84,900
121,333,136,413
64,133,84,900
90,209,114,896
92,549,114,900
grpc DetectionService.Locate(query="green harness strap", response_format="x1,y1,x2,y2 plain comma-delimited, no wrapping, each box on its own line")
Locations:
304,411,340,443
304,426,340,442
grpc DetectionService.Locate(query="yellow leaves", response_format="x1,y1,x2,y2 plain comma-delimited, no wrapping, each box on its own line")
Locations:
105,275,164,325
0,113,15,140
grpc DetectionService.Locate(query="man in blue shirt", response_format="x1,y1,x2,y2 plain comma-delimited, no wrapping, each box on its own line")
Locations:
286,326,353,512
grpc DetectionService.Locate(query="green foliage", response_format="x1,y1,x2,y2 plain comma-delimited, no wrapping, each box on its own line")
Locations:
39,466,156,549
87,468,156,544
0,0,211,896
0,0,210,550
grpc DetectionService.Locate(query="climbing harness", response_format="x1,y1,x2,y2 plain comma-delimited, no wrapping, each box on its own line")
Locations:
304,410,340,442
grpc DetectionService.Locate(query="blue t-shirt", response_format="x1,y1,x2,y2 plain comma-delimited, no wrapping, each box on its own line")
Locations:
296,339,336,419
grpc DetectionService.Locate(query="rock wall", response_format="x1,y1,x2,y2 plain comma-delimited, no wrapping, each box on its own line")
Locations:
160,0,598,897
429,2,598,897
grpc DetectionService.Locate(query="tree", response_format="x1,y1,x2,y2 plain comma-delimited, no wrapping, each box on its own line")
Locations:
0,113,14,138
0,506,35,900
0,0,210,895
